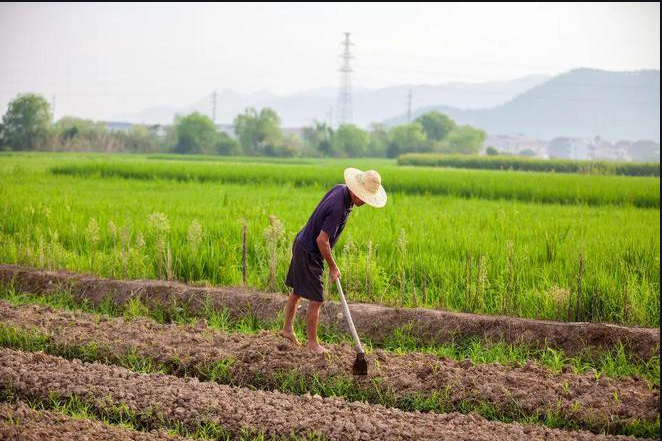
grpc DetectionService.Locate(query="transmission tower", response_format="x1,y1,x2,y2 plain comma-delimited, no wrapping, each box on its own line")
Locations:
211,90,217,123
51,94,56,122
337,32,354,126
407,88,413,123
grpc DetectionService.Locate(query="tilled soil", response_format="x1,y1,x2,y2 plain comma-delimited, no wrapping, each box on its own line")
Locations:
0,301,657,431
0,402,188,441
1,264,658,359
0,348,650,441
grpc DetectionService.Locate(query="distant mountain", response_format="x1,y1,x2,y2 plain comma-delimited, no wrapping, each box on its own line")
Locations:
352,75,550,125
110,75,550,127
386,69,661,142
112,88,277,126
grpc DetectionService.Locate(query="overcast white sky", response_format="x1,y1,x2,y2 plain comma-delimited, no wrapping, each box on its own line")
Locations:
0,2,659,120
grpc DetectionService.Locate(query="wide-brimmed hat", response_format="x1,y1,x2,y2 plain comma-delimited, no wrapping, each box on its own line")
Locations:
344,168,387,208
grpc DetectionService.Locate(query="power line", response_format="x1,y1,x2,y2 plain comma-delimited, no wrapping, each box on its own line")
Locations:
355,63,661,90
363,50,555,68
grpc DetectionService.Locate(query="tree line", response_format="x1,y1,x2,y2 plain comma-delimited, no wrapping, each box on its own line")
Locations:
0,93,485,157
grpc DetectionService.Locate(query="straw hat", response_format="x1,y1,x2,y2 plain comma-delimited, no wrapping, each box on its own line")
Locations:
344,168,387,208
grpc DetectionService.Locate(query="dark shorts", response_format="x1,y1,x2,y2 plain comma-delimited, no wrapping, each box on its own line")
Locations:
285,240,324,302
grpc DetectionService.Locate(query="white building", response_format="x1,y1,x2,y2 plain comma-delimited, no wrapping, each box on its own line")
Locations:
627,140,661,162
548,137,594,160
591,137,630,161
104,121,133,133
483,134,548,158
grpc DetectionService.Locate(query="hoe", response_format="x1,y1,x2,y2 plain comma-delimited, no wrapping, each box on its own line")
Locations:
335,279,368,375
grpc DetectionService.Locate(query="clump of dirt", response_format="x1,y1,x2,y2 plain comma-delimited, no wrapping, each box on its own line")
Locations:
0,264,658,359
1,300,658,431
0,348,649,441
0,402,188,440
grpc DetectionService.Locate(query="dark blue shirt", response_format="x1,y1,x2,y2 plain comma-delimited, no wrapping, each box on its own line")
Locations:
295,184,353,256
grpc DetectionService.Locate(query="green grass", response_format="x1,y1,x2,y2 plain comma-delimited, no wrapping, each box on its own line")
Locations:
398,153,661,177
49,156,660,207
1,284,658,387
1,152,660,326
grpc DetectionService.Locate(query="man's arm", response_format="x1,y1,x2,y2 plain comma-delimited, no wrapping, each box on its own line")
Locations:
316,230,341,282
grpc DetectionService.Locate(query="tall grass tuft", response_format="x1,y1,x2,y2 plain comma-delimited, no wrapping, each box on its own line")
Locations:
147,212,171,279
264,215,285,291
398,229,407,307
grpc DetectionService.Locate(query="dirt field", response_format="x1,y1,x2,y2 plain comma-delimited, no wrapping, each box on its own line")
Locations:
1,264,659,440
0,348,653,441
0,402,188,441
1,264,659,359
1,300,657,432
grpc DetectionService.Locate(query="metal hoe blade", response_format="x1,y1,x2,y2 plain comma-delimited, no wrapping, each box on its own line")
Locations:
352,352,368,376
336,279,368,376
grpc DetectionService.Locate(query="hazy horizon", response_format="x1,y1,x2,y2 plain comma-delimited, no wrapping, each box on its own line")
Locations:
1,2,660,121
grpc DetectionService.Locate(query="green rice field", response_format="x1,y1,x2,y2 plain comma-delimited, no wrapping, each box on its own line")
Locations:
1,152,659,326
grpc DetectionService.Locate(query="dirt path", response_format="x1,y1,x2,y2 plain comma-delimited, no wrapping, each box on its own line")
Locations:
0,300,657,432
1,265,658,359
0,348,650,441
0,402,188,441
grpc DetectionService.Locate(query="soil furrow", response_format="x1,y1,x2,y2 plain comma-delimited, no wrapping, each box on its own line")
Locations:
0,402,188,441
0,348,649,441
1,264,658,359
0,300,657,432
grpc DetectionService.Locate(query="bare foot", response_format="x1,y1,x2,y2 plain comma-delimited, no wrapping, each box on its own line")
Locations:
279,330,300,346
305,343,329,354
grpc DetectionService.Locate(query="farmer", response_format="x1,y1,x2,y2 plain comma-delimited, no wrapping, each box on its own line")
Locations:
280,168,387,353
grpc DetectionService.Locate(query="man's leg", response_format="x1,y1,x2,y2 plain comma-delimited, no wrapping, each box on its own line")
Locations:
279,292,300,345
305,300,327,353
